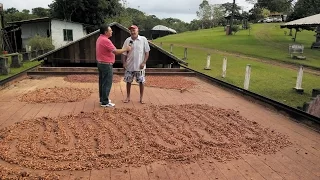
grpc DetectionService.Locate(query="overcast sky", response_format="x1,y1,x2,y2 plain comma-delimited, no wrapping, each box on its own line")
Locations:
2,0,254,22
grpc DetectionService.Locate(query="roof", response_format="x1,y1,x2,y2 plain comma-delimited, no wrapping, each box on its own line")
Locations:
7,17,93,27
281,13,320,28
33,22,187,65
151,25,177,33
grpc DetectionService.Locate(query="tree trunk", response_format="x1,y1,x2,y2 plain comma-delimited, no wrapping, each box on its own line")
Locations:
289,28,292,36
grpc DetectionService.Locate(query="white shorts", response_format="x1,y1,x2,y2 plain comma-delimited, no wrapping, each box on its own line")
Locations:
124,70,146,84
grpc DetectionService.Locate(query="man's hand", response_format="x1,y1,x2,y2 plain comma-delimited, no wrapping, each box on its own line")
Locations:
126,45,132,51
140,62,146,69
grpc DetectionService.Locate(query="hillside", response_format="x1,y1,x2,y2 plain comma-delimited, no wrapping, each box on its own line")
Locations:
154,23,320,69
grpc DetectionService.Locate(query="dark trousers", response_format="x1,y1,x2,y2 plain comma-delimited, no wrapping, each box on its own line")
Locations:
98,63,113,104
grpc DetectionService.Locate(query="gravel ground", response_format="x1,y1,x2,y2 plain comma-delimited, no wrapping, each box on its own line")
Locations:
0,104,291,172
0,164,59,180
145,76,197,90
19,87,93,103
64,74,197,90
64,74,122,83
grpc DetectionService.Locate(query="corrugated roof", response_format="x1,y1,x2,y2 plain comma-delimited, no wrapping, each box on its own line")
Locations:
152,25,177,33
283,14,320,26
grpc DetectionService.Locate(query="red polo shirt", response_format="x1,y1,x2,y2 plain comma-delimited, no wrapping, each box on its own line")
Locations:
96,35,116,63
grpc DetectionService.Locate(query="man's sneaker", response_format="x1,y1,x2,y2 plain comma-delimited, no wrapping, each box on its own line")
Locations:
100,100,111,104
101,102,115,107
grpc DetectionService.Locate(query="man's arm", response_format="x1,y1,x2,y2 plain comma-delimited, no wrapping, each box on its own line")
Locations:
143,37,150,64
105,39,130,55
113,48,130,55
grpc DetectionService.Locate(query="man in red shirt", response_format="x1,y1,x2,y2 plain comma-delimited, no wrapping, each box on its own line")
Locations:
96,24,131,107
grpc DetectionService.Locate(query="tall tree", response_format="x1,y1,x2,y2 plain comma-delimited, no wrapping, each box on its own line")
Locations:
49,0,122,26
197,0,212,29
288,0,320,21
211,4,225,27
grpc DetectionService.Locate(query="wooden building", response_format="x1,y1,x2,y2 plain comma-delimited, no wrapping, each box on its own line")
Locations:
35,22,187,68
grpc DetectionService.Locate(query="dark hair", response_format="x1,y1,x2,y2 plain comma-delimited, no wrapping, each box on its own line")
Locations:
100,24,110,34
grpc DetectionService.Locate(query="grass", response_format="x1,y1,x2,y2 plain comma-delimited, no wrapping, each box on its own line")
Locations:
157,44,320,108
154,23,320,69
0,56,41,81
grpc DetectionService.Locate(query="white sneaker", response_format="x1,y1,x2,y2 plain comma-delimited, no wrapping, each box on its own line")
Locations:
100,100,111,104
101,102,115,107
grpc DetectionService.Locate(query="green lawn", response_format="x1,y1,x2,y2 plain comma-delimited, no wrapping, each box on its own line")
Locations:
0,57,41,81
158,44,320,108
154,23,320,68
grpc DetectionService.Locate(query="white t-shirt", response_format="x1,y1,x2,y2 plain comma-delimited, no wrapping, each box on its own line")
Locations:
122,35,150,71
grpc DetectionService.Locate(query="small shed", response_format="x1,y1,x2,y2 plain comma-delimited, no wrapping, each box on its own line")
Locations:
151,25,177,39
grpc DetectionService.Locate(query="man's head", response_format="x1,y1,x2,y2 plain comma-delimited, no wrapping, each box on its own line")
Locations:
100,24,113,37
129,25,139,39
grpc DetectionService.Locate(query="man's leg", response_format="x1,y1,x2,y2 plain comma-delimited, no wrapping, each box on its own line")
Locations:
123,71,133,103
98,65,103,103
100,64,109,105
139,83,145,104
136,70,146,104
104,65,113,105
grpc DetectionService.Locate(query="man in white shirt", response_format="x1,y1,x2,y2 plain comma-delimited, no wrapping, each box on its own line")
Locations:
121,25,150,104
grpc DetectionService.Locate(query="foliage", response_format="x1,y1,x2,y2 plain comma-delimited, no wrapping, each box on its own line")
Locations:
197,0,213,29
287,0,320,21
27,35,55,51
3,8,38,26
211,4,226,27
32,7,50,17
247,0,294,13
49,0,122,26
231,25,240,34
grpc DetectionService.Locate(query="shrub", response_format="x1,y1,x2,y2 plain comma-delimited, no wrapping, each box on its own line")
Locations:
231,25,240,35
27,35,55,51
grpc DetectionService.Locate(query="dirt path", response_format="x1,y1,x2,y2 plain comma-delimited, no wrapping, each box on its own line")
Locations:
169,43,320,76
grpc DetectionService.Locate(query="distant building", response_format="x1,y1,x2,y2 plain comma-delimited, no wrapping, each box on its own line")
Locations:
7,17,91,51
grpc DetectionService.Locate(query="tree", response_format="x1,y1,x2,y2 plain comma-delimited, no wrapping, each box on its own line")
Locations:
246,0,294,13
49,0,122,26
221,2,241,16
288,0,320,21
211,4,225,27
22,9,30,14
5,8,19,14
3,8,38,26
32,7,50,17
248,4,264,22
197,0,212,29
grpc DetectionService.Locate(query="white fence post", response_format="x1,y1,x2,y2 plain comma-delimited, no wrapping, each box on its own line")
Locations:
170,44,173,54
222,57,227,78
204,54,211,70
182,48,188,60
244,64,251,90
294,65,304,93
160,42,162,47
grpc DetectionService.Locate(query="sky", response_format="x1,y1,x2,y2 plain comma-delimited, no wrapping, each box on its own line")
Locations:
2,0,254,23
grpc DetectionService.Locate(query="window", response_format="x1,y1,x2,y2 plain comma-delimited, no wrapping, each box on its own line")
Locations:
63,29,73,41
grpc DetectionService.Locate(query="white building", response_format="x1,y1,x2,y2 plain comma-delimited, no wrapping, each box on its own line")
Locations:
8,17,89,50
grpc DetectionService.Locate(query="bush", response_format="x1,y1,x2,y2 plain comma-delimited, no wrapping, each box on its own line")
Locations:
231,25,240,35
27,35,55,51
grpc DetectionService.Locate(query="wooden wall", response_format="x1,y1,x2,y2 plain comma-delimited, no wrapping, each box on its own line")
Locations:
44,24,183,68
